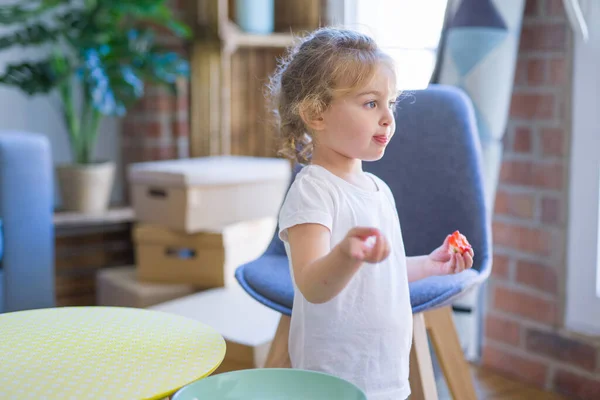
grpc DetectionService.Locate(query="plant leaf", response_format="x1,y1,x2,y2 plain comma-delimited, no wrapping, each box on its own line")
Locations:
0,60,63,94
0,0,66,25
0,0,190,110
0,21,59,50
81,47,149,116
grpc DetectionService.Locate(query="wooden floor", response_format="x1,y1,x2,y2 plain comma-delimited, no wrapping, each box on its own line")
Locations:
438,364,567,400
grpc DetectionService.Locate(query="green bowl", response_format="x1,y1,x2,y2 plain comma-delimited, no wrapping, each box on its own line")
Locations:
172,368,367,400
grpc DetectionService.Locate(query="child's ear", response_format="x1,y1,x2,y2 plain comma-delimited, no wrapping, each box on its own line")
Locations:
299,105,326,132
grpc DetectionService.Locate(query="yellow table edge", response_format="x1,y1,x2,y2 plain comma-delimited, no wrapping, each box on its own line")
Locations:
0,306,228,400
150,341,227,400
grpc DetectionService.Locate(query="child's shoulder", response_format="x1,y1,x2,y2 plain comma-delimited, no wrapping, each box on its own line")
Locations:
280,165,338,211
279,165,337,232
289,164,336,193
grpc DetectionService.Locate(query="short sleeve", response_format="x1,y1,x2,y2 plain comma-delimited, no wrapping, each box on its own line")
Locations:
278,175,335,242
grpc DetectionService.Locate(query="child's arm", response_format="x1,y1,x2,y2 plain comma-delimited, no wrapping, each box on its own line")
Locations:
406,256,442,282
406,234,474,282
287,224,389,304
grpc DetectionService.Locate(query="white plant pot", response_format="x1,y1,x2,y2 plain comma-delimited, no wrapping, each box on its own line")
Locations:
56,161,115,213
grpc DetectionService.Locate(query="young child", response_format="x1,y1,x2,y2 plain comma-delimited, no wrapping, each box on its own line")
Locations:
268,27,474,399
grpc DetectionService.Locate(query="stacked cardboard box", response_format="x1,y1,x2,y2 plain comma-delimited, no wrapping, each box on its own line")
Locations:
96,155,290,370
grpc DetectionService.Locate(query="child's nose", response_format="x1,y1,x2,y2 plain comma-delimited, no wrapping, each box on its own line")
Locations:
380,108,394,126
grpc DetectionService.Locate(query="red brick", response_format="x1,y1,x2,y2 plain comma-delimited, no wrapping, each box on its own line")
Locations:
482,344,548,387
541,196,561,224
526,328,597,371
510,93,554,119
549,58,567,85
516,259,558,294
141,93,173,112
492,254,510,279
144,121,166,138
520,22,567,51
171,119,189,138
500,160,532,186
553,370,600,399
512,126,533,153
546,0,565,16
500,160,563,190
176,96,189,114
494,189,535,219
493,285,557,324
142,146,176,161
540,127,565,156
492,221,553,256
129,98,145,114
532,162,564,190
485,314,521,346
119,119,166,138
121,120,138,137
525,0,542,17
175,77,189,112
527,59,546,85
171,0,187,11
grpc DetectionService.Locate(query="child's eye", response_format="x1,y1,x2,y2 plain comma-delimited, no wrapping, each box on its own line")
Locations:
388,101,397,109
365,101,377,109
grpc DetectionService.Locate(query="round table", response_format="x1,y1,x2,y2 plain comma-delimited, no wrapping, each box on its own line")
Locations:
0,306,226,399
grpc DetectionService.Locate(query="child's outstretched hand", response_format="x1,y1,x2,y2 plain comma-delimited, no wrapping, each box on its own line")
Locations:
428,231,474,275
339,227,390,263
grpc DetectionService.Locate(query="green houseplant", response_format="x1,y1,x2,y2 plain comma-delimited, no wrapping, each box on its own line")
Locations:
0,0,190,212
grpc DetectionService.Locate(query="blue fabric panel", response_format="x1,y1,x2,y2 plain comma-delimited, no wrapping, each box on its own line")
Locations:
451,0,507,30
235,256,293,316
0,269,3,313
447,28,508,76
0,132,55,313
0,219,3,263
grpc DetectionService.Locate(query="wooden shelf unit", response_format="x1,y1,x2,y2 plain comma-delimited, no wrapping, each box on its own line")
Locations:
53,207,136,307
188,0,327,158
221,20,297,52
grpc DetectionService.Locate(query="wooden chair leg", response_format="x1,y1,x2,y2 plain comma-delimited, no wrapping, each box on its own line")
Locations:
424,306,477,400
264,314,291,368
409,313,439,400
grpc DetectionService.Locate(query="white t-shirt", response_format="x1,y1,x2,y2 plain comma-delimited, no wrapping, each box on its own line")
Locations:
278,164,413,400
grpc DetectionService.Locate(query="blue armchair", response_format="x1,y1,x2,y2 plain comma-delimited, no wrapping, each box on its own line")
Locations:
235,85,492,399
0,132,55,313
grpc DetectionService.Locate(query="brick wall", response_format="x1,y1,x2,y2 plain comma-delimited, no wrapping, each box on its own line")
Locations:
482,0,600,398
120,0,190,198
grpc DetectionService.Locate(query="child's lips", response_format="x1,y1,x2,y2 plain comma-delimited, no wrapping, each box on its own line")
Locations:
373,135,389,145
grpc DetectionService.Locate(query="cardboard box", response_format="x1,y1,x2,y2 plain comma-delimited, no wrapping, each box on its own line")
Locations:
128,156,291,233
149,285,280,371
133,217,276,287
96,266,197,308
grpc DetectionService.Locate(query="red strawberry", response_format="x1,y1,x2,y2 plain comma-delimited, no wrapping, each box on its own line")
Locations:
448,230,472,254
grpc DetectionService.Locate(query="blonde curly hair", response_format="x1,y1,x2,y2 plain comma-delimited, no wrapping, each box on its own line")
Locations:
266,27,397,165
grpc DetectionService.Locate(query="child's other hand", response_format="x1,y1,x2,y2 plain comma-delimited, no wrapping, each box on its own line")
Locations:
428,233,474,275
340,227,390,264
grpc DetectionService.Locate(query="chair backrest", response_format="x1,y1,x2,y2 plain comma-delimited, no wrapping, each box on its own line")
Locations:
364,85,491,276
